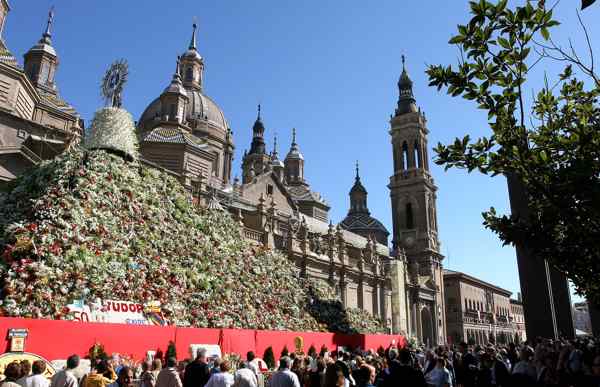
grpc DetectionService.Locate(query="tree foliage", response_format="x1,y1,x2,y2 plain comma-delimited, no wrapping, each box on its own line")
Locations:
427,0,600,302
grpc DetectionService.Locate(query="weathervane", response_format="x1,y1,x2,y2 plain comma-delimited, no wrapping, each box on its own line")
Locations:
101,59,129,108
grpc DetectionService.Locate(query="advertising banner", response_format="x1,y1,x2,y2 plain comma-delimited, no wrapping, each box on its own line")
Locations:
65,299,167,326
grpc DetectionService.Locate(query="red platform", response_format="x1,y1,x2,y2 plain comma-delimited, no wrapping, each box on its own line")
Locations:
0,317,405,360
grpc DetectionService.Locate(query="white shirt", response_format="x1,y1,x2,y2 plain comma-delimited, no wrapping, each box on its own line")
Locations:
50,370,78,387
269,369,300,387
22,375,50,387
205,373,234,387
233,369,256,387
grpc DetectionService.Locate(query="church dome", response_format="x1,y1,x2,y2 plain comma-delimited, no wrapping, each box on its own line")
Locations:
339,213,389,238
139,89,229,135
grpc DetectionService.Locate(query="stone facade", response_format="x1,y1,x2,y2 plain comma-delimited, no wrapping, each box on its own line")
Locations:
510,298,527,342
0,2,82,182
444,270,526,345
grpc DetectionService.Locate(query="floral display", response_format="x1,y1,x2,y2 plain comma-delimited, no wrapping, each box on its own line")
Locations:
0,148,385,334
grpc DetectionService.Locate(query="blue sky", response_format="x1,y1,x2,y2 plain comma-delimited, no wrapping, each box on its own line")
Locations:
6,1,599,301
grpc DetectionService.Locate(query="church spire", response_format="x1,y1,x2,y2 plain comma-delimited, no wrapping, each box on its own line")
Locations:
272,131,279,160
163,56,186,95
349,160,368,214
189,22,197,50
24,7,59,92
284,128,305,185
249,104,266,155
395,54,417,115
42,6,54,44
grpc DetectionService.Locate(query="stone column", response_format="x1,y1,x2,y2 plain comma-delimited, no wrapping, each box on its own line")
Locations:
390,260,408,334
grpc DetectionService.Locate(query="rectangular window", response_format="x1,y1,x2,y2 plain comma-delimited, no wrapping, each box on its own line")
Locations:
267,184,274,195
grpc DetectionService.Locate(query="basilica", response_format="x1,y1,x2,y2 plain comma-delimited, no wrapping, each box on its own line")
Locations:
0,3,446,345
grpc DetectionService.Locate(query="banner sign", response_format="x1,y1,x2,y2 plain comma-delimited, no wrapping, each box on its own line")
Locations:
65,299,167,326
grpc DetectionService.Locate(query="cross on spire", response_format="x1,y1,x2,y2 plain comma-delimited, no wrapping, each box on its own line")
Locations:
292,127,297,145
257,103,261,120
355,160,360,180
402,54,405,70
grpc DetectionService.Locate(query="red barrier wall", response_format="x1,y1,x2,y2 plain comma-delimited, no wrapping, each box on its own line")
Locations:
0,317,404,361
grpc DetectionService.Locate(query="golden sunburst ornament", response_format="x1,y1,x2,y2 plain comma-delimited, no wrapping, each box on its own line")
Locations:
101,59,128,108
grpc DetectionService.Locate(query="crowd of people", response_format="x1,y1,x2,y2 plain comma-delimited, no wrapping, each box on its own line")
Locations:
1,338,600,387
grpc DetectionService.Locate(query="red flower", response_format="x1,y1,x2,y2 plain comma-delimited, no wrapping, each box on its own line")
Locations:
49,241,62,255
26,223,38,232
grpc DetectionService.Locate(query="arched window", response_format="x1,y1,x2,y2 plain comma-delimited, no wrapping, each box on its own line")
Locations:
405,202,414,229
402,141,409,170
414,140,421,169
185,66,194,82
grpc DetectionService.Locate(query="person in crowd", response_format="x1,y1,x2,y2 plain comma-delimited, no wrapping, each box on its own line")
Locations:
184,350,211,387
323,363,345,387
16,360,31,387
152,359,163,381
512,345,537,385
536,353,559,387
233,363,257,387
50,354,80,387
210,359,222,376
456,342,478,387
178,361,188,382
156,358,183,387
108,367,134,387
485,347,510,387
245,352,260,379
427,357,452,387
270,357,301,387
382,348,426,387
21,361,49,387
83,361,115,387
308,357,326,387
581,354,600,387
424,350,437,377
2,362,23,387
140,361,156,387
204,360,234,387
290,358,304,385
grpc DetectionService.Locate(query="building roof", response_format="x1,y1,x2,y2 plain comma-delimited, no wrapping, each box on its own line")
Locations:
0,41,18,67
38,89,78,117
142,126,208,151
302,215,390,256
339,212,389,236
287,184,328,206
443,269,512,296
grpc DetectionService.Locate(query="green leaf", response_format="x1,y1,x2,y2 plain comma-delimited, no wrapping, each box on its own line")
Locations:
449,35,465,44
498,37,511,49
540,27,550,41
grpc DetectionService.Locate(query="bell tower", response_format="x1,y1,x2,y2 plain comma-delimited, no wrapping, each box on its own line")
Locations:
24,8,59,94
388,56,446,345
